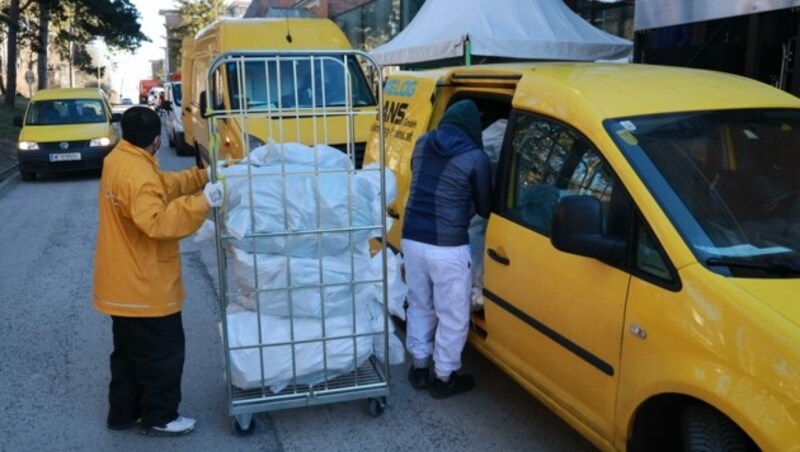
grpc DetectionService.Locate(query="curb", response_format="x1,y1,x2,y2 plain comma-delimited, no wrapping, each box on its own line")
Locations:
0,165,19,191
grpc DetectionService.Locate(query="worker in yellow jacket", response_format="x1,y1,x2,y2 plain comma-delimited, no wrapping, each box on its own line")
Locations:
93,106,224,436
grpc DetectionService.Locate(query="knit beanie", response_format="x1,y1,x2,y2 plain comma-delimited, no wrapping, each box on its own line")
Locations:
439,99,483,147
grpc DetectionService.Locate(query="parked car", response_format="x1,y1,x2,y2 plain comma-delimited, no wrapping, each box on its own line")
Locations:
121,97,133,106
363,62,800,451
164,81,191,155
13,87,121,181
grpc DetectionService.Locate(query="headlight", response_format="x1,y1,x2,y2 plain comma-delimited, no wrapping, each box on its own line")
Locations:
89,137,111,147
18,141,39,151
247,133,265,150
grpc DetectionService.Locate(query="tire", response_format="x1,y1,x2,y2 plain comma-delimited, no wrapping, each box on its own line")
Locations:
195,143,205,169
175,134,189,156
368,397,386,417
681,404,754,452
19,170,35,181
233,414,255,436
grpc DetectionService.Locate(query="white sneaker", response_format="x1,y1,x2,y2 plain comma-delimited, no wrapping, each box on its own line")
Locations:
142,416,196,436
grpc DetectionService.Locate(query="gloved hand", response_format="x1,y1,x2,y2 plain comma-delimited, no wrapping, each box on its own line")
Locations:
203,181,225,208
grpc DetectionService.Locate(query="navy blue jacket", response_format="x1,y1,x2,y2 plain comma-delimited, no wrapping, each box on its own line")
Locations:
402,123,492,246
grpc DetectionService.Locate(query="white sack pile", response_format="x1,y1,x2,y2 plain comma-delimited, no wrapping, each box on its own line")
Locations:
218,141,406,391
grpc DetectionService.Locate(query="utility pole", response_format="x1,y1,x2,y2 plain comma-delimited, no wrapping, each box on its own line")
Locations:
69,41,74,88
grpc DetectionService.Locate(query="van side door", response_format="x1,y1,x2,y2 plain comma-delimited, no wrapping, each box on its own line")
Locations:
363,75,439,249
482,110,631,439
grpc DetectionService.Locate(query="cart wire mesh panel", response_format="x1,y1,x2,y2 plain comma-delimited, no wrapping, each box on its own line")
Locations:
205,50,389,425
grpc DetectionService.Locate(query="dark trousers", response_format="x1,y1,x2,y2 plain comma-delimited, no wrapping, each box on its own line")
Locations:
108,312,185,428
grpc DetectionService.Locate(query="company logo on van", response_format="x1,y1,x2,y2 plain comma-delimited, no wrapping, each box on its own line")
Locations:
384,79,417,98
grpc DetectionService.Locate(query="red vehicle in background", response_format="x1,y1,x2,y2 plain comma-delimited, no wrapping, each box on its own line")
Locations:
138,79,160,104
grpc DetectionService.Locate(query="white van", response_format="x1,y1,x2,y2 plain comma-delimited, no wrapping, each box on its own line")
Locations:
163,81,189,155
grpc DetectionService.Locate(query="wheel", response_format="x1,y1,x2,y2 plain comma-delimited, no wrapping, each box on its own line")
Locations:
233,414,256,436
681,404,755,451
195,142,205,169
368,397,386,417
19,170,35,181
176,134,190,156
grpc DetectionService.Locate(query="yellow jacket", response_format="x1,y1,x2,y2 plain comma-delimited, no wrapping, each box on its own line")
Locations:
93,139,210,317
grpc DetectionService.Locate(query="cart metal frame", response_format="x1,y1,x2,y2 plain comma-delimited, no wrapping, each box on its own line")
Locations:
205,50,387,432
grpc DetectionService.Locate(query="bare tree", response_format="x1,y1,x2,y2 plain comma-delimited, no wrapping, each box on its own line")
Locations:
37,0,51,89
4,0,21,106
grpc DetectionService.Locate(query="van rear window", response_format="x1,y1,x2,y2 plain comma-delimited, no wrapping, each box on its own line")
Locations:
222,55,375,111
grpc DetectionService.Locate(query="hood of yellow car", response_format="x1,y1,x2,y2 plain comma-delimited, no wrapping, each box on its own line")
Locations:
19,123,114,143
732,278,800,327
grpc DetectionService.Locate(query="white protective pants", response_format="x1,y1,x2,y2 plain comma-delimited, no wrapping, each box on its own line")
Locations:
402,239,472,379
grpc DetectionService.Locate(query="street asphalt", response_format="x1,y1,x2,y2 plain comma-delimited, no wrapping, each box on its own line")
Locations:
0,123,596,451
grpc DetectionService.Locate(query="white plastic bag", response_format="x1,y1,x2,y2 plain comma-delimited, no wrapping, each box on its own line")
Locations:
225,310,374,392
231,248,376,318
250,140,351,170
192,219,216,243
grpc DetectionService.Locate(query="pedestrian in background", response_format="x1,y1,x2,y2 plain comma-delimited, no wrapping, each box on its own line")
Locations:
93,106,224,436
157,91,167,116
401,99,492,399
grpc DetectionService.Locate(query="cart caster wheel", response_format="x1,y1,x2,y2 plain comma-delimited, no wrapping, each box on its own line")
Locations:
368,397,386,417
233,414,256,436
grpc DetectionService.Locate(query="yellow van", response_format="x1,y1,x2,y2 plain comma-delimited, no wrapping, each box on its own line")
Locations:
364,63,800,451
13,87,120,181
186,18,376,167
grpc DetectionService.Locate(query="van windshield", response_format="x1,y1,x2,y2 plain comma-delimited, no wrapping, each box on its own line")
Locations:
224,55,375,110
26,99,107,125
172,83,182,106
608,109,800,277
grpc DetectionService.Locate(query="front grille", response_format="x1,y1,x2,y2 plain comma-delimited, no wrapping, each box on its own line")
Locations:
40,141,90,150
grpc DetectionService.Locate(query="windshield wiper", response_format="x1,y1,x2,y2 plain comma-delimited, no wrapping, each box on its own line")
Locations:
706,256,800,275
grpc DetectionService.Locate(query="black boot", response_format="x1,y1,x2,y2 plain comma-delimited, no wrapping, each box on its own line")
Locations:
430,371,474,399
408,365,431,390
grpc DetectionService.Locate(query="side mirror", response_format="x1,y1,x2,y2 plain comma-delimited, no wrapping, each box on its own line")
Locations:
13,116,23,127
111,113,122,123
199,91,208,119
550,195,625,264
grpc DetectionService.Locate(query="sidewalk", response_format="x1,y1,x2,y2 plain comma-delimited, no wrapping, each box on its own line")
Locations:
0,97,27,180
0,138,17,177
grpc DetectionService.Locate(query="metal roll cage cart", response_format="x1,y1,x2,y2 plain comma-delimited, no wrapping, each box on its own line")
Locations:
205,50,387,434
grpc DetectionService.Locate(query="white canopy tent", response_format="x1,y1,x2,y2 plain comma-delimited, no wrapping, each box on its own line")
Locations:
369,0,633,66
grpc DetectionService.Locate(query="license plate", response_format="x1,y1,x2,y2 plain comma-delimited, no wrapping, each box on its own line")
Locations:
49,153,81,162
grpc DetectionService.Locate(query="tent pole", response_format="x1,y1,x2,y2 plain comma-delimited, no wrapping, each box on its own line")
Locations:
465,34,472,66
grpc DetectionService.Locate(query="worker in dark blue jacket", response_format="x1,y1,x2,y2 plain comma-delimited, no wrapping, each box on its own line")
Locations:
402,99,492,399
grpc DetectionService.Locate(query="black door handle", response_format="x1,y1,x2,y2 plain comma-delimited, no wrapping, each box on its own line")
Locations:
387,206,400,220
487,248,510,265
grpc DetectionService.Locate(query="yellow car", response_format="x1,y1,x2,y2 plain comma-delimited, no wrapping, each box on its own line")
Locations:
365,63,800,451
14,87,120,181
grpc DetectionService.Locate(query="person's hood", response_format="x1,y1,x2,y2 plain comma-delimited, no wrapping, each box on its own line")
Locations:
429,123,480,158
439,99,483,147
